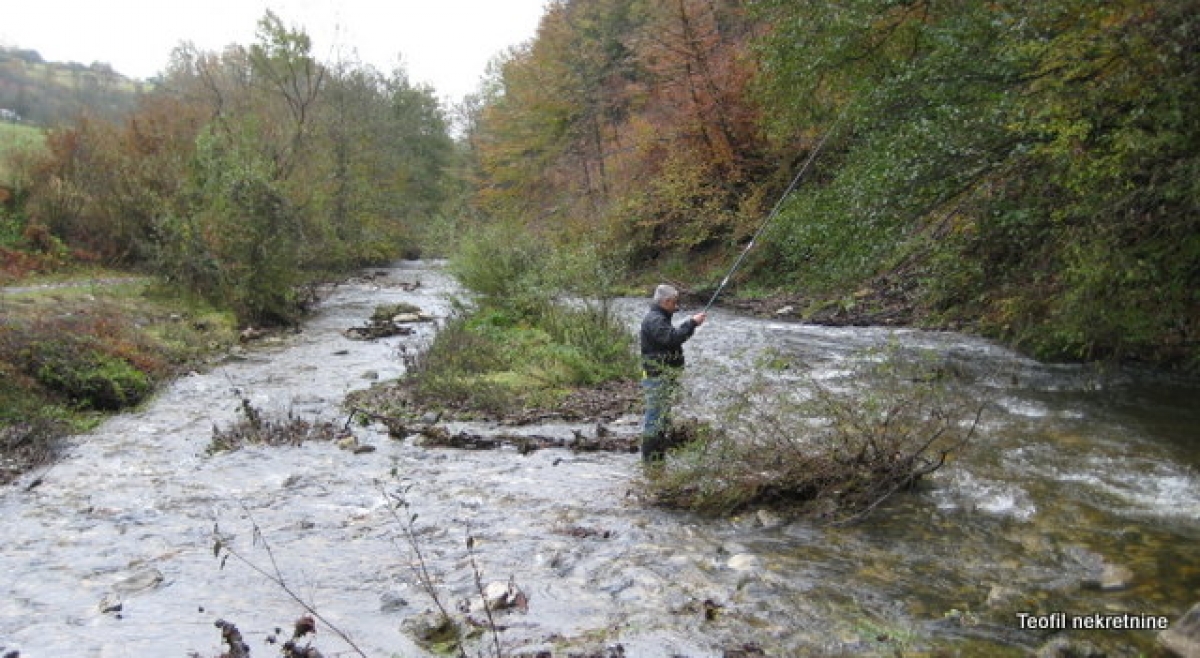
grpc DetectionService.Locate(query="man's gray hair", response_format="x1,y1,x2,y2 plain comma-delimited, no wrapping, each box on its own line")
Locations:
653,284,679,305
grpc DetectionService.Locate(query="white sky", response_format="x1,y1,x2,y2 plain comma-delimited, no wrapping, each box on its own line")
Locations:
3,0,550,103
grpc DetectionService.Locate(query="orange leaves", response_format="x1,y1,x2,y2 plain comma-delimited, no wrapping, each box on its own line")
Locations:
469,0,769,257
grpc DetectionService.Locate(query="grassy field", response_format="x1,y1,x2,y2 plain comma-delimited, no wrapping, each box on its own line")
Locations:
0,121,45,183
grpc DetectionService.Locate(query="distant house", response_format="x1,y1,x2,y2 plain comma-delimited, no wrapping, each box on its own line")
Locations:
0,108,20,123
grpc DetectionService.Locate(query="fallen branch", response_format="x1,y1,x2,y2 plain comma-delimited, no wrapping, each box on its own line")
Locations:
345,407,639,454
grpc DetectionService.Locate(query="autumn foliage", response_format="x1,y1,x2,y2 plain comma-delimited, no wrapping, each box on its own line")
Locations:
468,0,770,259
5,12,456,326
2,2,1196,368
466,0,1199,369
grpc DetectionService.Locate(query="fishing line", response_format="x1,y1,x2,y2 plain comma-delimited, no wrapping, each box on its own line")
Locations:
702,108,851,314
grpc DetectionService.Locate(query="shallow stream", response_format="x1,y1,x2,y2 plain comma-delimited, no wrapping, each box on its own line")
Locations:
1,261,1197,657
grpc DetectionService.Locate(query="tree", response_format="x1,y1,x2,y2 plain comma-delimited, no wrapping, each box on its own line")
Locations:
247,10,325,179
20,11,458,325
469,0,769,262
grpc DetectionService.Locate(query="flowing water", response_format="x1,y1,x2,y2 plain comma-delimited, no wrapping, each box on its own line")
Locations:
1,261,1197,657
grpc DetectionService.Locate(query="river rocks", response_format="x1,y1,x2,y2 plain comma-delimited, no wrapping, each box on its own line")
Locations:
727,553,761,572
1033,636,1105,658
1082,562,1135,592
98,567,164,615
113,567,165,594
1067,546,1135,592
379,591,408,613
482,579,528,611
344,304,435,340
755,509,784,529
98,593,123,614
420,411,442,425
1160,603,1200,658
984,584,1023,610
239,327,268,342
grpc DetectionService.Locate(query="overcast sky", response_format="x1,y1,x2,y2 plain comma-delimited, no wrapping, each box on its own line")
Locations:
3,0,550,103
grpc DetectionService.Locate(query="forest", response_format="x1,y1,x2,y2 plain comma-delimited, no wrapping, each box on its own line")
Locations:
464,0,1198,369
3,0,1198,369
2,13,457,325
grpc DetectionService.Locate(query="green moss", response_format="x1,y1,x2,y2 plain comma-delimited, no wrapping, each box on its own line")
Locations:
32,346,151,410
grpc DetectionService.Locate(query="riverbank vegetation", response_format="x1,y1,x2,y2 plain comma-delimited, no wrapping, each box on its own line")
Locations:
464,0,1198,371
1,13,458,470
0,275,238,484
353,224,639,420
1,2,1195,492
2,12,455,325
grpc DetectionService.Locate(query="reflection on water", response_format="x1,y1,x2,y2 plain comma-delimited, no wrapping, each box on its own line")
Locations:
1,262,1196,657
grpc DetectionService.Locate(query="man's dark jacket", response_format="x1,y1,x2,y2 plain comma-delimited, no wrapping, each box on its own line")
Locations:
640,303,698,377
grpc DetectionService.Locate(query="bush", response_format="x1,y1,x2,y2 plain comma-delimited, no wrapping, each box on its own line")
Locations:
23,334,152,410
642,347,984,523
449,221,550,315
404,224,638,416
399,312,517,414
0,299,198,414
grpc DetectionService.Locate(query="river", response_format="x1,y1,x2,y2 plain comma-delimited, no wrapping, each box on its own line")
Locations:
1,260,1197,657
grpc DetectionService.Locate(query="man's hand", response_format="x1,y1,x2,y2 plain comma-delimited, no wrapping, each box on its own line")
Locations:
692,312,707,326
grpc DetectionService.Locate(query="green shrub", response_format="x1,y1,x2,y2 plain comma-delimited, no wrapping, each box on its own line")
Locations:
398,302,637,416
25,336,152,410
534,303,638,385
449,221,550,315
406,223,638,414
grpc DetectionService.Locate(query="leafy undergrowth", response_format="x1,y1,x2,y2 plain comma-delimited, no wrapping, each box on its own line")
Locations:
0,273,238,483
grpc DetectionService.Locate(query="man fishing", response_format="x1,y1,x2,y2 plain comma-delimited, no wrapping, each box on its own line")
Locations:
640,284,706,462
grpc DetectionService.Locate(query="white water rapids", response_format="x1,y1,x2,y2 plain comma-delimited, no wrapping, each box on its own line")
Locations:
2,260,1197,657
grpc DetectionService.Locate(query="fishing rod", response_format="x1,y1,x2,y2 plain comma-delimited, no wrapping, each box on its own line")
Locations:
702,111,849,314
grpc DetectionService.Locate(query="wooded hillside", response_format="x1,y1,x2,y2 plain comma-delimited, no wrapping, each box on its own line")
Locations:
465,0,1199,369
2,3,1196,370
0,47,144,126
